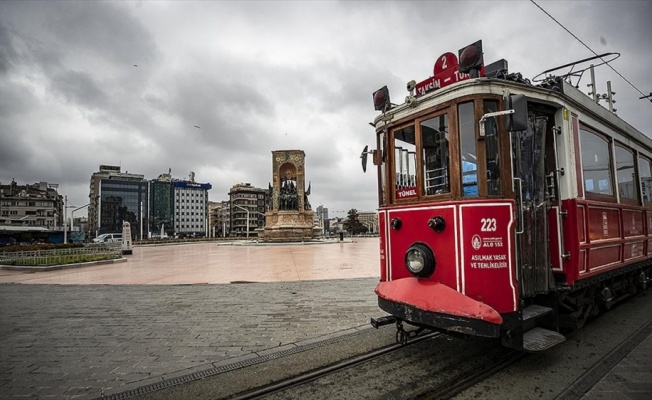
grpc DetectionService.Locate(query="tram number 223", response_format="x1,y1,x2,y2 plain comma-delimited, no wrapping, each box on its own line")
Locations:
480,218,497,232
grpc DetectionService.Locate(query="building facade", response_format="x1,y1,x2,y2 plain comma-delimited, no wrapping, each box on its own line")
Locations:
149,172,174,236
357,211,379,234
148,171,211,237
228,183,269,237
173,179,211,237
88,165,148,239
208,200,230,237
218,200,230,237
0,180,63,230
315,205,329,234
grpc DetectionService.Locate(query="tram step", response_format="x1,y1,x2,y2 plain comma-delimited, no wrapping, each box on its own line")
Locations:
523,327,565,352
523,304,553,322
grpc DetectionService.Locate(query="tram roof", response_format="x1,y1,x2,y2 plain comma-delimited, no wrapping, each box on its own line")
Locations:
374,77,652,153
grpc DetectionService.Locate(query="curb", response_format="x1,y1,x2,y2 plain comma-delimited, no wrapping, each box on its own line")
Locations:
0,257,127,272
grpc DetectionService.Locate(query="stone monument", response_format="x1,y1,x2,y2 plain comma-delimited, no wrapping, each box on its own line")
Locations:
262,150,315,241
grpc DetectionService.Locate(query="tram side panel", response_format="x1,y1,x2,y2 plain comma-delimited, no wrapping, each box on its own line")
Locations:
379,210,388,282
560,199,648,286
648,211,652,257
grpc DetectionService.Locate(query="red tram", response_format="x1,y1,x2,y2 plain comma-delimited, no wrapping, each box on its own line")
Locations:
365,40,651,351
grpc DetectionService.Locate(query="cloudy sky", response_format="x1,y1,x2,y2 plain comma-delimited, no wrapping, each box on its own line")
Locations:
1,0,651,217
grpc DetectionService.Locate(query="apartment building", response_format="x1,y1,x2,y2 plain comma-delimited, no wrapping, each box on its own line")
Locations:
0,180,63,230
88,165,148,239
228,183,269,237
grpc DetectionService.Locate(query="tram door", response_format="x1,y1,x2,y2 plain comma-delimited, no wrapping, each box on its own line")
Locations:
511,105,557,297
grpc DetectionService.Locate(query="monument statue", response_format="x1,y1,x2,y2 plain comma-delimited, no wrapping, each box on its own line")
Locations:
280,170,298,210
262,150,316,241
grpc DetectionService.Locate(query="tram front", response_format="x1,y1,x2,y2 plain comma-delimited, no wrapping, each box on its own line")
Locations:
366,40,564,351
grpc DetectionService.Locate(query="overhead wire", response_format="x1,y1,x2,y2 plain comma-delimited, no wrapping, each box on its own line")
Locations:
530,0,650,102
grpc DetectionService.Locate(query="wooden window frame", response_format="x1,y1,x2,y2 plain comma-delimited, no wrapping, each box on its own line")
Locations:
638,154,652,208
614,141,640,206
419,109,455,200
580,125,617,203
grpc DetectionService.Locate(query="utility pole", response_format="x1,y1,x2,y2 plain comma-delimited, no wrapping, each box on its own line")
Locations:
63,196,67,244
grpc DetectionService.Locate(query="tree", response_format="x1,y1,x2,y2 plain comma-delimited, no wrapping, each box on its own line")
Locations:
343,208,368,235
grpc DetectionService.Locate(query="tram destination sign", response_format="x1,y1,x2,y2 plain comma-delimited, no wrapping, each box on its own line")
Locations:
415,52,485,97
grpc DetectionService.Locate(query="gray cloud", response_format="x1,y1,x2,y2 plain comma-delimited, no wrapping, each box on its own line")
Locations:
0,22,16,75
50,69,109,110
44,2,159,67
1,0,651,216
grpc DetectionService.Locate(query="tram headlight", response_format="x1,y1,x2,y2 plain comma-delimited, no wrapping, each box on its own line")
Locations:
405,243,436,278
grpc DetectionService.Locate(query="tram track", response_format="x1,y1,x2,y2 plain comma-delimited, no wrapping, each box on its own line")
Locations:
228,331,443,400
414,350,527,399
228,330,528,400
123,324,527,400
99,291,652,400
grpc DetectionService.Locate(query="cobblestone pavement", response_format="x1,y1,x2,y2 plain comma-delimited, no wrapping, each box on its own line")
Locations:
1,237,650,400
581,322,652,400
0,279,382,399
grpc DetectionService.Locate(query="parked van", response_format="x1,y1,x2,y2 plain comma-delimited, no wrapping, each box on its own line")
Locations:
92,233,123,243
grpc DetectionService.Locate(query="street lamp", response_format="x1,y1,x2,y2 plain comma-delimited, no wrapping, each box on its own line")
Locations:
70,203,90,235
63,196,77,244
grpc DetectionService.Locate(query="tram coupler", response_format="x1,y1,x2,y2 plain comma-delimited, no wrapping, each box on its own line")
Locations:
395,320,426,345
371,315,396,329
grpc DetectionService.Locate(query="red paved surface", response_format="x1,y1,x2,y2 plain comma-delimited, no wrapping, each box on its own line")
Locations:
0,238,380,285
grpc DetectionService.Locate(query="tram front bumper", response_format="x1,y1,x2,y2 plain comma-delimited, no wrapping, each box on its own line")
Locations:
375,278,503,338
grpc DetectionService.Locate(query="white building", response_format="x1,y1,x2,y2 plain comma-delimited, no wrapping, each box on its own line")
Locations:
173,180,211,236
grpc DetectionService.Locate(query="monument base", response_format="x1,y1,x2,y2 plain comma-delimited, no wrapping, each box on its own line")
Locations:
262,210,315,241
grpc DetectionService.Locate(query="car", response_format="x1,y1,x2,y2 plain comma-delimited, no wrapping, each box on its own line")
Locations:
92,233,123,243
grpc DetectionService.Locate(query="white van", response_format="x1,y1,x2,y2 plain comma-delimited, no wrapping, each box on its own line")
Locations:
92,233,123,243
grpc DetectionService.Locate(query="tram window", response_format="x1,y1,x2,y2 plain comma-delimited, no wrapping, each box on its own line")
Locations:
580,129,613,197
458,102,478,196
393,126,418,200
639,156,652,205
614,144,638,201
483,101,501,195
421,114,450,195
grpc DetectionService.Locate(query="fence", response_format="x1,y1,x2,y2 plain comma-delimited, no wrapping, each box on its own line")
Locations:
0,245,122,266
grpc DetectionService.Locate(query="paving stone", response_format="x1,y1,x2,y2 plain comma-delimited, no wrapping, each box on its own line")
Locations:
2,239,648,399
0,277,382,398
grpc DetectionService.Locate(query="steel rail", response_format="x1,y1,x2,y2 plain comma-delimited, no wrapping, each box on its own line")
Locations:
415,349,527,400
230,331,442,400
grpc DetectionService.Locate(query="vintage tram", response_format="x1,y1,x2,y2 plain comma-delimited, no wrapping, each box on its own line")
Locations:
365,40,651,351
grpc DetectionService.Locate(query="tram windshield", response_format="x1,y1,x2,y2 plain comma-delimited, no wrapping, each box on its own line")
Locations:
385,98,504,204
422,114,450,196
